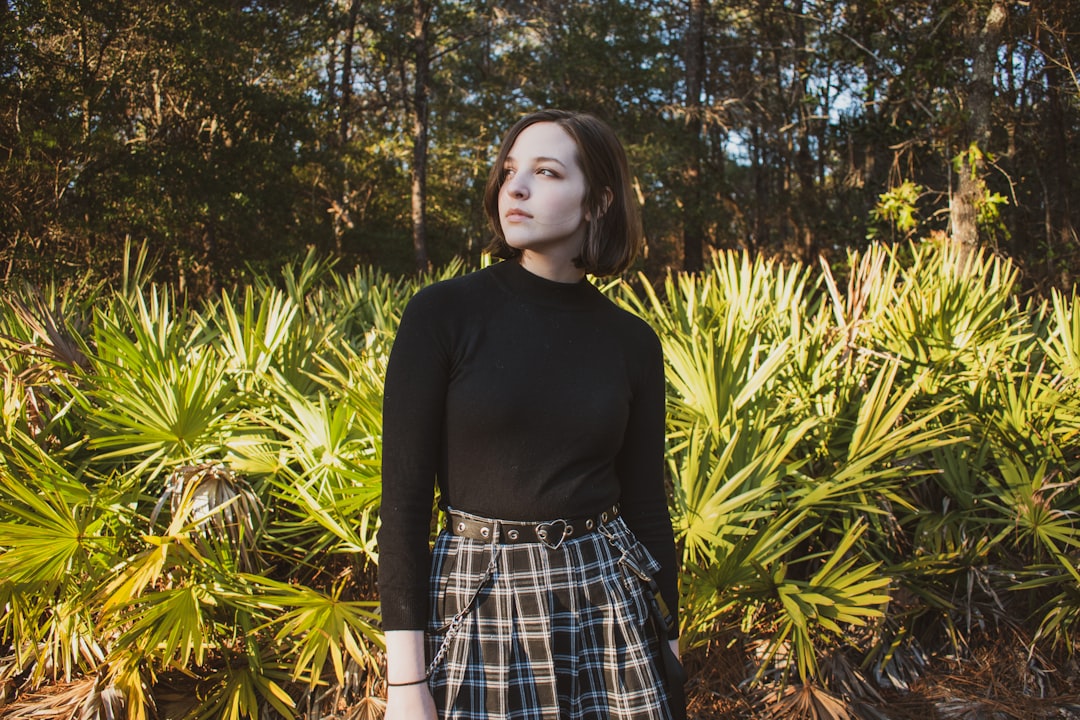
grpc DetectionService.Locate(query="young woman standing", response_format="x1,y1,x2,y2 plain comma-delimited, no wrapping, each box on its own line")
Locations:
378,109,684,720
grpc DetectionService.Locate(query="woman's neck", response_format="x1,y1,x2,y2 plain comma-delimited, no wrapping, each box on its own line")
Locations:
519,252,586,284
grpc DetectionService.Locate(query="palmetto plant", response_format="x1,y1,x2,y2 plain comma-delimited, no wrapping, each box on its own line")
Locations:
620,252,950,691
0,253,421,720
617,239,1080,718
1,239,1078,719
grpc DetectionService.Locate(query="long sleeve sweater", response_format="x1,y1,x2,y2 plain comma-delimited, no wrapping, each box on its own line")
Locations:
377,259,679,634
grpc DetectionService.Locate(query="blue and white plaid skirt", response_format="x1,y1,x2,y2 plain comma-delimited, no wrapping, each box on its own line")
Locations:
425,513,675,720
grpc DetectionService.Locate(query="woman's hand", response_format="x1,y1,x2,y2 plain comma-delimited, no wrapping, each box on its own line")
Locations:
384,683,437,720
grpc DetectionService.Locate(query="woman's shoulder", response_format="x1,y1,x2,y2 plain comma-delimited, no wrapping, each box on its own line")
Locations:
597,301,663,383
601,296,661,347
403,265,501,317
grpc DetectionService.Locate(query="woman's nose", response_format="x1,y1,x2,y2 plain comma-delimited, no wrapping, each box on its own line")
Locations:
504,176,528,199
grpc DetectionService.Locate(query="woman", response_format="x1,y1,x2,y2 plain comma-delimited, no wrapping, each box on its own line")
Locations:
378,109,684,720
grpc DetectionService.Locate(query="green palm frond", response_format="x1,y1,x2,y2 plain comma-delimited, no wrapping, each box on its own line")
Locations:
0,431,129,689
982,453,1080,559
107,583,213,671
974,363,1076,466
241,372,381,562
813,363,959,506
276,247,337,304
185,655,297,720
76,290,246,475
99,536,177,614
1043,287,1080,382
763,523,891,683
308,344,387,442
322,262,419,341
0,285,94,443
865,240,1028,379
215,284,301,385
0,586,106,688
670,417,815,565
263,463,381,564
259,380,378,482
0,432,106,586
227,575,382,688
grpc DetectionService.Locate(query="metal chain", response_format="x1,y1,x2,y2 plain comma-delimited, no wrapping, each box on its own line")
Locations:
426,525,501,678
426,609,465,676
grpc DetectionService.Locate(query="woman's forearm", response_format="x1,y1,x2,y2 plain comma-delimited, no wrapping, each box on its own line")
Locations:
384,629,437,719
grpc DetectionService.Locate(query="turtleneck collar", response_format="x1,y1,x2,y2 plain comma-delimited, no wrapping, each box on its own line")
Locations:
490,259,604,311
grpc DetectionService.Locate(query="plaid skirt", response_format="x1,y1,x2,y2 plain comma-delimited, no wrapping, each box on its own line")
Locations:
425,513,675,720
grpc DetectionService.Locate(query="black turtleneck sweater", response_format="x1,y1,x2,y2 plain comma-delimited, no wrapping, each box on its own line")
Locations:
377,259,679,634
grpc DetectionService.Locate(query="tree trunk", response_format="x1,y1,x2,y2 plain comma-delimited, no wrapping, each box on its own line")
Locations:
682,0,707,272
332,0,360,255
950,0,1007,249
792,0,817,263
411,0,432,271
339,0,358,148
750,126,767,256
951,167,980,249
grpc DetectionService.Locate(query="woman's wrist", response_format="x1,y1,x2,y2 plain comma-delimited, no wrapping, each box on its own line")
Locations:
385,629,429,689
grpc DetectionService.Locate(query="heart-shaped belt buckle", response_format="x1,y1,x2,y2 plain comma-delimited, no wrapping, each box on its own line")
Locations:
535,519,568,550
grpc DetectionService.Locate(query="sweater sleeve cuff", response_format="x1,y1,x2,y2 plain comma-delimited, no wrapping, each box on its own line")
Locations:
378,593,430,632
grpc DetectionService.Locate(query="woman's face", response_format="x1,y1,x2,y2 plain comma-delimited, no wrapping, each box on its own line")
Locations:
498,122,590,264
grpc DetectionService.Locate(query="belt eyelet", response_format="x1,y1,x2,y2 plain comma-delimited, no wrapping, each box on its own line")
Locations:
585,519,594,530
537,528,548,540
601,512,609,522
564,524,573,536
507,529,520,541
480,526,490,538
457,522,466,532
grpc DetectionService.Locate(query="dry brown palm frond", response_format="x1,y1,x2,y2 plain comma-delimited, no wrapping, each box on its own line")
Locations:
845,702,895,720
78,682,125,720
287,653,388,719
3,291,91,376
0,291,91,439
1,675,126,720
150,462,266,572
871,636,930,693
763,682,855,720
1,674,15,707
818,652,883,704
346,694,387,720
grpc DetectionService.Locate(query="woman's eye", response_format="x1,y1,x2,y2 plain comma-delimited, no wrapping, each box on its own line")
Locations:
503,167,516,179
537,168,558,177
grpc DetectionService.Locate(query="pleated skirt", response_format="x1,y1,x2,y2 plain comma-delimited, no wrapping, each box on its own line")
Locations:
425,514,674,720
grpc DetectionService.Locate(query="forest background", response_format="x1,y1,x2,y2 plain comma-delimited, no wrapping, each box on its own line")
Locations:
3,0,1079,295
4,1,1080,719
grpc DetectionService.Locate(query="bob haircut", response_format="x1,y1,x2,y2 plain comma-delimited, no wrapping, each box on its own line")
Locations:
483,109,644,277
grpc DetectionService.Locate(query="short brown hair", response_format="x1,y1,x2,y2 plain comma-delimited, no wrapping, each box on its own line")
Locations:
483,109,643,277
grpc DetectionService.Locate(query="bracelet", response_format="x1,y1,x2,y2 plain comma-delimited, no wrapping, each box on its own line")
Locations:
387,676,428,687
